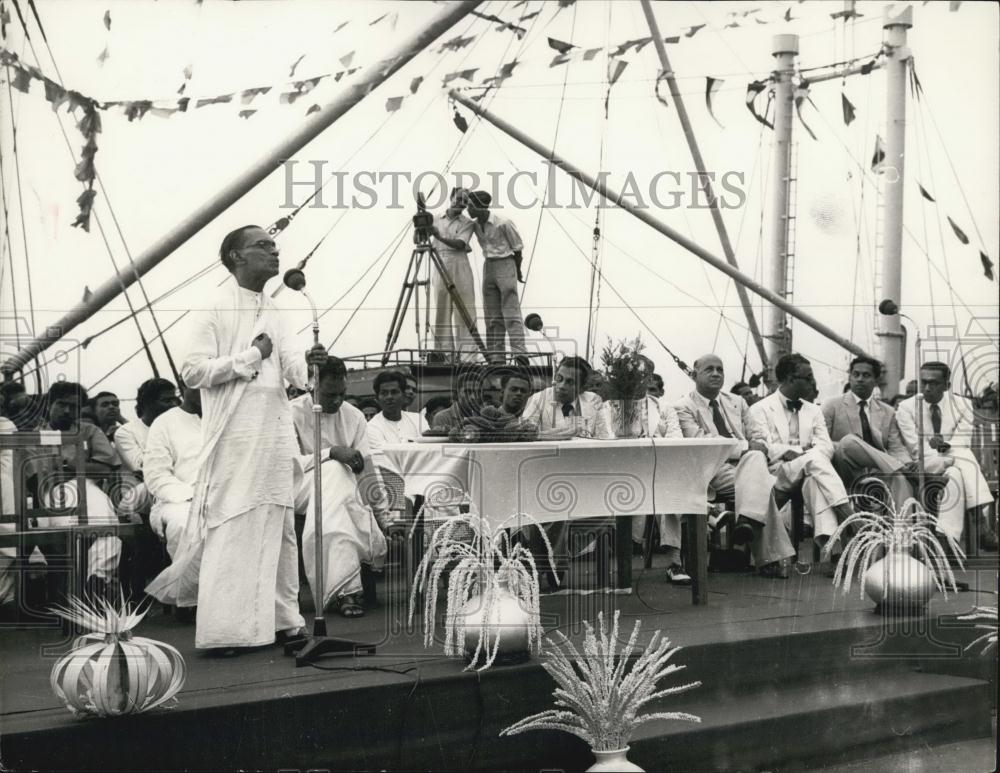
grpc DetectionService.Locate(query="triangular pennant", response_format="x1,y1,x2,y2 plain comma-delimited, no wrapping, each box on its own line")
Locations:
794,87,818,141
183,64,193,80
385,96,404,112
439,34,476,52
370,12,387,25
72,188,97,232
453,110,468,133
339,51,355,68
950,1,962,10
238,109,257,119
548,36,575,55
583,47,602,61
410,76,423,94
745,80,773,129
103,9,111,31
520,10,540,21
655,71,670,109
947,216,969,245
82,285,93,302
980,252,995,281
306,104,321,116
334,21,349,33
43,78,68,111
784,8,794,21
918,183,935,202
685,23,706,37
195,94,234,108
288,54,305,77
240,86,271,104
841,92,855,125
609,59,628,86
705,77,725,129
871,135,885,173
124,100,153,122
96,45,110,66
11,66,31,93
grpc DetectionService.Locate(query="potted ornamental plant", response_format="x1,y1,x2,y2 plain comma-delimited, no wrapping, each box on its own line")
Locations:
823,479,965,612
501,610,701,772
957,606,997,656
600,336,651,438
408,508,556,670
49,593,187,717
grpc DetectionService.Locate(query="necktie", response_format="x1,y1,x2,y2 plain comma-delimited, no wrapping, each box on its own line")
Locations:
561,402,574,418
786,399,801,444
709,398,732,438
858,399,875,446
930,403,942,435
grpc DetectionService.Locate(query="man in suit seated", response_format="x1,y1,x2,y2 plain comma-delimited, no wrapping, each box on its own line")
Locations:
895,361,994,548
822,356,912,510
677,354,795,578
750,354,853,555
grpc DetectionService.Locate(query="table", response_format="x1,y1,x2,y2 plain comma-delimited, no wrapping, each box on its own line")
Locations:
381,437,735,602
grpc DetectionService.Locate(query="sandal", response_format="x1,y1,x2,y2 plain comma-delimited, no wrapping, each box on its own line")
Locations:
336,593,365,618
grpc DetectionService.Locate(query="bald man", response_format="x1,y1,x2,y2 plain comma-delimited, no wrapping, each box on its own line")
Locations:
676,354,795,577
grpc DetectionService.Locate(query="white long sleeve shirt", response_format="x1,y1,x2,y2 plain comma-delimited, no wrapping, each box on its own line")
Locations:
144,407,203,504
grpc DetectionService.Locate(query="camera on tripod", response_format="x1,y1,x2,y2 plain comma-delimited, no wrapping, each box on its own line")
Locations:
412,192,434,245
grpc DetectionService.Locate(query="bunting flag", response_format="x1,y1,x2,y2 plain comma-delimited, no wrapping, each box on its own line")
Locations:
385,96,404,112
705,77,725,128
520,10,540,21
82,286,93,303
442,68,478,85
339,51,355,68
909,63,924,99
96,45,110,66
784,8,794,21
655,71,670,109
439,34,475,52
841,92,855,125
608,59,628,86
871,135,885,173
684,23,705,37
548,36,575,55
238,109,256,119
745,80,773,129
1,2,10,40
918,183,935,202
288,54,306,77
410,76,423,94
453,109,468,133
103,9,110,30
471,9,526,38
794,86,818,141
333,20,349,33
981,252,995,281
950,1,962,10
306,104,320,116
240,86,271,104
947,216,969,245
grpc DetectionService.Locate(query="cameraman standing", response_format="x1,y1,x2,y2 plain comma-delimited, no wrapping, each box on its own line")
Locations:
429,187,478,362
467,190,526,364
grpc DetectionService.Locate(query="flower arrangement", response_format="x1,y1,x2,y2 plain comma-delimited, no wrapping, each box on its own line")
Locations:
957,606,998,656
823,479,964,603
600,336,651,401
408,508,556,670
49,593,186,717
500,610,701,754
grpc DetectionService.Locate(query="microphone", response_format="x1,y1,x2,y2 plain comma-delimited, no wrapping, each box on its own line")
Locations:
524,313,544,332
878,299,899,316
283,267,307,292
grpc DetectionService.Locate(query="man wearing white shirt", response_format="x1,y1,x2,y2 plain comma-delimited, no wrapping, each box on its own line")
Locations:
290,357,387,619
749,353,853,551
677,354,796,578
144,384,202,560
894,361,993,544
430,188,479,360
366,370,425,511
822,356,912,510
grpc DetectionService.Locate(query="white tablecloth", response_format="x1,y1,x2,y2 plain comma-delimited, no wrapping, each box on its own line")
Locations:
381,438,735,529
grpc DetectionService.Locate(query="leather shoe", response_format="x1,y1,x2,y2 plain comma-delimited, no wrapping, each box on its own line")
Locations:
732,517,755,546
759,561,789,580
275,627,308,647
666,564,692,586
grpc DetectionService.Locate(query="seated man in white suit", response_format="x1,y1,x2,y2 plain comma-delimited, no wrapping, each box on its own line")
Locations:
894,361,993,547
676,354,796,578
822,356,912,510
750,353,853,552
143,383,202,560
291,356,387,619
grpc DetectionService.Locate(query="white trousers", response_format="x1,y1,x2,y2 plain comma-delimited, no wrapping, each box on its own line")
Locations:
294,461,387,609
195,504,304,649
771,448,851,541
832,435,913,511
37,479,122,581
924,448,994,541
432,251,478,358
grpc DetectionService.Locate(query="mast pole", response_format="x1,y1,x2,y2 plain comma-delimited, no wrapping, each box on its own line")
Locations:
878,5,914,399
766,34,799,373
1,0,482,378
638,0,769,377
448,90,873,361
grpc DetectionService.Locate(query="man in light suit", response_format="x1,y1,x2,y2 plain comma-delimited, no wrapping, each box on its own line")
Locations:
822,356,913,510
677,354,796,577
750,353,853,551
895,361,993,545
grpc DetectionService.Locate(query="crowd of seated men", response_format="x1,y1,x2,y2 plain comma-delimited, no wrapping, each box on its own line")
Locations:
1,348,996,618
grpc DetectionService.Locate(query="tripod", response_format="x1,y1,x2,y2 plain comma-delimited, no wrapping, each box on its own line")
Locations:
281,268,377,666
382,232,490,365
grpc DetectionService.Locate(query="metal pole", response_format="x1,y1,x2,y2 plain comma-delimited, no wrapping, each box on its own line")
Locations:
877,5,913,399
639,0,769,377
449,90,873,361
1,0,482,377
309,313,327,637
766,34,799,369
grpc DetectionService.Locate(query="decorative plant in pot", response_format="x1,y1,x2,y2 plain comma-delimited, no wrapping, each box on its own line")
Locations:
823,479,965,611
49,593,187,717
408,508,557,670
600,336,651,439
957,606,997,656
501,610,701,772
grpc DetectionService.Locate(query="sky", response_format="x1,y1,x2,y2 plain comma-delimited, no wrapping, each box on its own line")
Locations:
0,0,997,411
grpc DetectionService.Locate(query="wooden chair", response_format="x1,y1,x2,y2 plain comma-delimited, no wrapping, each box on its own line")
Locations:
0,430,141,621
969,409,999,553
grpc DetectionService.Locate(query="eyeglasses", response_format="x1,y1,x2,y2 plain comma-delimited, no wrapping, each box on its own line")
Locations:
241,239,276,251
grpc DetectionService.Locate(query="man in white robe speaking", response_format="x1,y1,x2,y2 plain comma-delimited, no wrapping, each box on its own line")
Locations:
290,356,387,619
146,225,327,653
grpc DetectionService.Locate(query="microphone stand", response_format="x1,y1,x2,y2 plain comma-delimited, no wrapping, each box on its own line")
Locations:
281,269,377,665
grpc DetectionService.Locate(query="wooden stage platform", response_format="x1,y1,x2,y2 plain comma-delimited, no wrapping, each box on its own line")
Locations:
1,553,997,772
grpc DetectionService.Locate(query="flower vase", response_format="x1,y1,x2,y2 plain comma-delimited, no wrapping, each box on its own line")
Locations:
460,582,533,666
862,547,939,612
587,747,644,772
606,399,646,439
